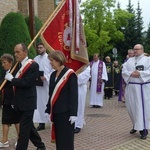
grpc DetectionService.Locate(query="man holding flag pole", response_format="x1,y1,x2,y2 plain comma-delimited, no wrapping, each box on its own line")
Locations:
0,0,89,149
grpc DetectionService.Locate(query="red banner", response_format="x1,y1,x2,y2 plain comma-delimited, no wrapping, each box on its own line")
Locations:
41,0,89,73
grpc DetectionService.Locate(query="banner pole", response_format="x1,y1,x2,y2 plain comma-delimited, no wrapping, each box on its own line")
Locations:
28,0,65,49
0,62,18,91
0,1,65,91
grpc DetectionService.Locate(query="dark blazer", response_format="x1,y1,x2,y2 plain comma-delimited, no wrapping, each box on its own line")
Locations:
46,67,78,116
11,61,39,111
0,70,14,105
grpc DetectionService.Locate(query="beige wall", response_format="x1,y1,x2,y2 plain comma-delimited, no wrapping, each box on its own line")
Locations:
17,0,55,23
0,0,55,25
37,0,54,23
18,0,28,16
0,0,18,23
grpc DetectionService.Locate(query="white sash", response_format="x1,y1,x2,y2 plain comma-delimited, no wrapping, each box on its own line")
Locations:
51,69,74,105
15,59,33,78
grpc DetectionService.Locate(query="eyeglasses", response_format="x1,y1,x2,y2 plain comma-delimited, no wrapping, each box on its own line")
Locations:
133,48,141,50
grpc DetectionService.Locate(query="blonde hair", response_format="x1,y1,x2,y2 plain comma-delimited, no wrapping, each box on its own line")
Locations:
48,50,66,65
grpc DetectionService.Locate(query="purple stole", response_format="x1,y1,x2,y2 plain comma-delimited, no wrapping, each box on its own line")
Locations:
90,60,103,92
118,58,129,101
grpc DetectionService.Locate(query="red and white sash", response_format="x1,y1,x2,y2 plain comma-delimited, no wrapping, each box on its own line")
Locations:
50,69,74,142
13,59,34,93
15,59,34,78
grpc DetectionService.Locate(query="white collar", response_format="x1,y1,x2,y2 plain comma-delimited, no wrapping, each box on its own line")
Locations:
20,57,28,66
135,54,144,60
6,69,10,73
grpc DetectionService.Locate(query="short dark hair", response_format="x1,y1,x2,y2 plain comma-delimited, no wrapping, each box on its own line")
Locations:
37,42,44,47
0,53,14,63
20,43,28,53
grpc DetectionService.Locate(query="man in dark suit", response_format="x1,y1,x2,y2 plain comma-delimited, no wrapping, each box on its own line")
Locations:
5,43,46,150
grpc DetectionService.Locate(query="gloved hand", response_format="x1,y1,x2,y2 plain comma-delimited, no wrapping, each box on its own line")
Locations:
11,105,14,109
69,116,77,124
5,73,14,81
45,113,50,122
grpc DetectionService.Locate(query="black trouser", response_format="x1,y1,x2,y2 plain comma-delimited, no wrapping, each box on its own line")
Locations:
104,88,113,99
16,110,45,150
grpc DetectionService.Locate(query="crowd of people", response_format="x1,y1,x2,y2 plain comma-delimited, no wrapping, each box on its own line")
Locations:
0,43,150,150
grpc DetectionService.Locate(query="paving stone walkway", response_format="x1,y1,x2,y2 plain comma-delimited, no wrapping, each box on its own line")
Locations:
0,91,150,150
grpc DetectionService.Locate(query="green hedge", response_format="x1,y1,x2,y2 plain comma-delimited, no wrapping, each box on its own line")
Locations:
25,16,43,47
0,12,36,59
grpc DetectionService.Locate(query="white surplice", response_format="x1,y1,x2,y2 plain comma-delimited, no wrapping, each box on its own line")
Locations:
75,66,91,129
33,53,54,123
90,60,108,107
122,54,150,130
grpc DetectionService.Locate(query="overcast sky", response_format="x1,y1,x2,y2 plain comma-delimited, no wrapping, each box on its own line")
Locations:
80,0,150,31
117,0,150,31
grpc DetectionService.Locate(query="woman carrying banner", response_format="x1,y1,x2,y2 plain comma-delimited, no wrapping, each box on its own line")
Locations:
45,50,78,150
0,54,20,148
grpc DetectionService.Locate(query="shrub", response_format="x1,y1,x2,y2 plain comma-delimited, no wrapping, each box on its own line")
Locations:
0,12,36,59
25,16,43,48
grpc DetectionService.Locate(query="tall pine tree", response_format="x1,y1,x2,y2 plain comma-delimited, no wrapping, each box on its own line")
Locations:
144,23,150,53
124,0,137,48
135,1,144,44
115,0,134,61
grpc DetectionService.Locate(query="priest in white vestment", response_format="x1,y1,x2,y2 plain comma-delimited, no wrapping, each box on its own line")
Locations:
122,44,150,139
74,66,91,133
90,53,108,108
33,43,54,131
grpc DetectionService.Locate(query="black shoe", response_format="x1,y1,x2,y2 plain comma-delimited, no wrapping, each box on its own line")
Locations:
140,129,148,139
130,129,137,134
95,105,101,108
74,127,81,133
140,129,148,135
92,105,96,108
36,123,45,131
140,134,147,139
36,147,46,150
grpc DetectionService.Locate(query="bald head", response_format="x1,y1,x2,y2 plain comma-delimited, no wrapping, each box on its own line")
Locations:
133,44,144,57
105,56,111,62
93,53,99,62
114,61,118,66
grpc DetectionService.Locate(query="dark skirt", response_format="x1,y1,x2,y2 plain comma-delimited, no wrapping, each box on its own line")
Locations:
2,105,20,124
53,112,74,150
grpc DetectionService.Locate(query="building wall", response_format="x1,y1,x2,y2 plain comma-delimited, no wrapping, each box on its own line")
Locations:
17,0,55,23
0,0,55,25
18,0,28,16
0,0,18,24
37,0,55,23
